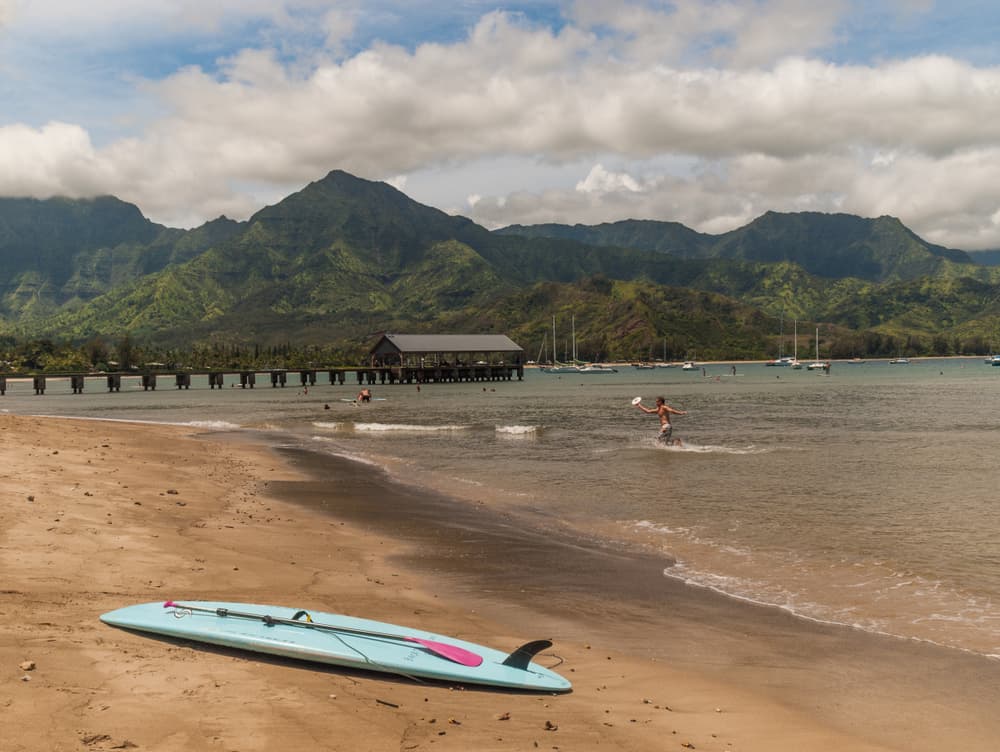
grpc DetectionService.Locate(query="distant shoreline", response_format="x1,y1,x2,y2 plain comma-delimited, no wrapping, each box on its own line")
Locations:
527,354,993,367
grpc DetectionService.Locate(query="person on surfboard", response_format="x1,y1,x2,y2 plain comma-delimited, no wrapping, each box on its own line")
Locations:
636,396,687,446
357,388,372,403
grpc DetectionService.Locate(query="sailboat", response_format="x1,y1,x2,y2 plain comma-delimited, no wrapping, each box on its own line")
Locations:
540,316,618,373
531,333,546,365
765,312,794,366
540,316,581,373
807,327,827,370
657,338,678,367
790,320,803,369
541,316,617,374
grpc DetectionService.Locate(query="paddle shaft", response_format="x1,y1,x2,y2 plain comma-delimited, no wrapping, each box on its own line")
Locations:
163,601,483,666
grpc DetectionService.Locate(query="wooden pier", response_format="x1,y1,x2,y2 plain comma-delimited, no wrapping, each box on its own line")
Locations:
0,364,523,396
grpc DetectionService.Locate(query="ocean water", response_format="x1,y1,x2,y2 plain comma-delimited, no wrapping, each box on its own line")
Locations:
5,358,1000,659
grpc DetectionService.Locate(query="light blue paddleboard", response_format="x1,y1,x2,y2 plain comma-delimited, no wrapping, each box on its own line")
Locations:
100,601,571,693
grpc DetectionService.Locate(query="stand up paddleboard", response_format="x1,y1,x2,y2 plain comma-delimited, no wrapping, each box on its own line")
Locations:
101,601,571,693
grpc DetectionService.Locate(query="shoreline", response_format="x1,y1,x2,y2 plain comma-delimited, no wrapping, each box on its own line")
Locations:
3,414,1000,751
270,445,1000,747
0,352,991,384
527,354,995,367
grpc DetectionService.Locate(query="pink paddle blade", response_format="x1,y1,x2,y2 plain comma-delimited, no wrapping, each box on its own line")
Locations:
406,637,483,667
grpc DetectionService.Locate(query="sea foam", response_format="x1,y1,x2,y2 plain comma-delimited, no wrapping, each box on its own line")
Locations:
495,424,539,435
354,422,469,432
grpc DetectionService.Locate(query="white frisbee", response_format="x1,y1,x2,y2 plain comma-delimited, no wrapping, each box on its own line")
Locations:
631,396,643,405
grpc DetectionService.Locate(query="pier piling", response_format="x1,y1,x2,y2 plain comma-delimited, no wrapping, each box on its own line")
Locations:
2,362,523,398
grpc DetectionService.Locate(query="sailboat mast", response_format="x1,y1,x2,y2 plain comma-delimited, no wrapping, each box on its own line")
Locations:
552,316,557,365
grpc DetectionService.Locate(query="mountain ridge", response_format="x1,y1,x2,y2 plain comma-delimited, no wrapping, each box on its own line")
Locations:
496,211,977,282
3,169,1000,362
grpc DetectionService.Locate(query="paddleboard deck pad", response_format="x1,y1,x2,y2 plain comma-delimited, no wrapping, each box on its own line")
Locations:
100,601,572,693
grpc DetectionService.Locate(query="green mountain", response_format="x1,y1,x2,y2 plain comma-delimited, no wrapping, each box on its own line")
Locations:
4,169,1000,362
28,171,722,345
968,249,1000,266
497,219,713,258
497,212,974,283
0,196,242,328
34,172,517,345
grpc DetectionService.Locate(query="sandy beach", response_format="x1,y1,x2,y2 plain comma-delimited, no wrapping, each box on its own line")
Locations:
3,414,999,751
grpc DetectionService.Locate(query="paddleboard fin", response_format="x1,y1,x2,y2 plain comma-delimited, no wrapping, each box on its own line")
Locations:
501,639,552,670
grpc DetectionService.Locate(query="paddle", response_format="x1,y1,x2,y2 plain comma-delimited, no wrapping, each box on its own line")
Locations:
163,601,483,667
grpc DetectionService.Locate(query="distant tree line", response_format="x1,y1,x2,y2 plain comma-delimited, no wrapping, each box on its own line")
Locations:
0,335,363,373
824,331,994,359
1,328,996,374
625,331,995,363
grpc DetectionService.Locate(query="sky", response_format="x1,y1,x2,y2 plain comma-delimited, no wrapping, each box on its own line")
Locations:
4,1,1000,249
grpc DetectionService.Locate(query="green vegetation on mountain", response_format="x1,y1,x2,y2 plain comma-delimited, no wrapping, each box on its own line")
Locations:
0,196,242,330
4,169,1000,369
497,211,976,283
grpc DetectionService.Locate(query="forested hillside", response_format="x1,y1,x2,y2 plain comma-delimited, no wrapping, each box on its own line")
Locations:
3,170,1000,368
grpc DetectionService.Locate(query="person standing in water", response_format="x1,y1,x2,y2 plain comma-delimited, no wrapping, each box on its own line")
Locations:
636,396,687,445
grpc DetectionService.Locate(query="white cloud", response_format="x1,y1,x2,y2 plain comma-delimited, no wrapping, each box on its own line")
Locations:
3,2,1000,247
576,165,643,194
0,122,108,197
8,1,324,34
568,0,847,67
384,174,408,192
143,34,1000,176
460,144,1000,251
321,8,356,54
0,0,16,27
723,0,847,67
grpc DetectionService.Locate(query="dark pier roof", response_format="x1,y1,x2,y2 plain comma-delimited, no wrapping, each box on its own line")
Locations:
370,334,524,356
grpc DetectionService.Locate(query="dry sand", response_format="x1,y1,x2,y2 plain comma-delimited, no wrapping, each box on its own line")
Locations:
2,413,998,751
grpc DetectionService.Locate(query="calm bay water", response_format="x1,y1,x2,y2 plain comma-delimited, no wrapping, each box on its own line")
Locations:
6,358,1000,658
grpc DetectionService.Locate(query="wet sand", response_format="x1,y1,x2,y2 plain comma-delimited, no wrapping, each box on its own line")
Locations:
272,447,1000,750
3,414,999,751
